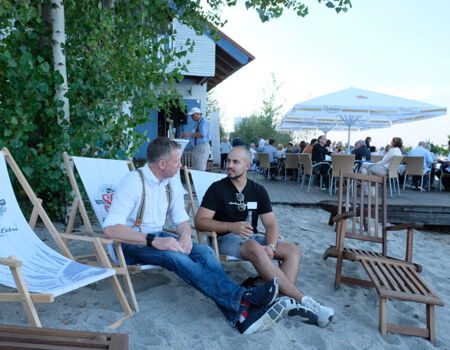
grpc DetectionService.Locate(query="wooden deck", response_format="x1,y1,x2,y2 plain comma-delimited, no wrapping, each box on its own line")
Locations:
247,172,450,227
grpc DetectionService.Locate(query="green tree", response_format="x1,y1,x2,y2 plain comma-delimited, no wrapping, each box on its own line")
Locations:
0,0,351,218
232,74,293,146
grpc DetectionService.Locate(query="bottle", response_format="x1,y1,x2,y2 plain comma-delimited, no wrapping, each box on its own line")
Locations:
245,210,252,223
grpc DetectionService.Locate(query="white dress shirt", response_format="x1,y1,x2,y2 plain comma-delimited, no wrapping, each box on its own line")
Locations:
103,164,189,235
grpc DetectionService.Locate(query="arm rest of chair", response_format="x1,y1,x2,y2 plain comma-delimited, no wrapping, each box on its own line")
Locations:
0,256,22,268
386,222,424,231
332,211,358,222
59,233,115,245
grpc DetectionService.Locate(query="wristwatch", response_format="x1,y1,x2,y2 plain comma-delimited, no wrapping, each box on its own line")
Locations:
267,244,276,252
146,233,156,247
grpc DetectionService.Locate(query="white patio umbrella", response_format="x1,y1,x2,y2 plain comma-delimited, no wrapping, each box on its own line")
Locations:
277,87,447,151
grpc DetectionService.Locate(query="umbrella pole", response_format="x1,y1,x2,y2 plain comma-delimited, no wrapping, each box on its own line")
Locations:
347,126,351,153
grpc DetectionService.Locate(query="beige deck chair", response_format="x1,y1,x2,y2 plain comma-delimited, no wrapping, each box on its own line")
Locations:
402,156,431,191
283,153,300,181
183,167,232,260
256,152,270,180
62,153,161,312
0,148,133,328
323,171,422,290
329,154,355,195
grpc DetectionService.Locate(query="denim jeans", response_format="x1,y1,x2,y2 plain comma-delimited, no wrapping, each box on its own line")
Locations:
122,231,246,325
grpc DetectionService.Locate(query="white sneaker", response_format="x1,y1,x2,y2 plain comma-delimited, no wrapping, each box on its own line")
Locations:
301,296,335,328
278,297,318,325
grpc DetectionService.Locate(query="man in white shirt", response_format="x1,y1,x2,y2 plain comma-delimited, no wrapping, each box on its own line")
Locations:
102,137,286,334
257,136,266,151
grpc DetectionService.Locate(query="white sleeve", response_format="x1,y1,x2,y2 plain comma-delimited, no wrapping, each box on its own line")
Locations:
102,172,140,228
167,178,189,226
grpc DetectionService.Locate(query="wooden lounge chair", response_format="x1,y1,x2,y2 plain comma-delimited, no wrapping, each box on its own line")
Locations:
0,324,129,349
323,171,423,290
62,152,162,312
0,148,133,328
325,171,443,342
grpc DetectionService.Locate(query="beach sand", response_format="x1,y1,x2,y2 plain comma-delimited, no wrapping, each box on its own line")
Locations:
1,205,449,349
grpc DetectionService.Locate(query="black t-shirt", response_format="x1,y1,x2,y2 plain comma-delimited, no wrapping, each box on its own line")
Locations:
201,177,272,235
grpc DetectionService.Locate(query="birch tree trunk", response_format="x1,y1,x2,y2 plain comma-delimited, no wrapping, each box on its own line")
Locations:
51,0,70,126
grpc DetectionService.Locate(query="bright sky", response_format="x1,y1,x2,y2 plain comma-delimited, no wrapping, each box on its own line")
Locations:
213,0,450,149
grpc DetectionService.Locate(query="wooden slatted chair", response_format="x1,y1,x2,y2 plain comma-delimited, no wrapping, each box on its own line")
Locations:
0,148,133,328
323,171,422,290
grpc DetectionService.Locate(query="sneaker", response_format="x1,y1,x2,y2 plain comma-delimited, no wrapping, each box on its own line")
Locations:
237,299,285,335
301,296,335,328
241,278,279,306
278,297,318,325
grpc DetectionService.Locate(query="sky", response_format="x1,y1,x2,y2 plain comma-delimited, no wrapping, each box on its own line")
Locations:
213,0,450,149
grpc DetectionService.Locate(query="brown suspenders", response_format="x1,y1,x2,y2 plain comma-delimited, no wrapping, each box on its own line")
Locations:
132,168,171,232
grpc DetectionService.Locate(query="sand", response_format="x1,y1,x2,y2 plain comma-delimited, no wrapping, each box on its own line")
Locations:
1,205,449,349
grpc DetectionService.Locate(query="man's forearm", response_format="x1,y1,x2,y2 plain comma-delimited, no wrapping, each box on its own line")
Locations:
195,217,230,233
264,224,279,246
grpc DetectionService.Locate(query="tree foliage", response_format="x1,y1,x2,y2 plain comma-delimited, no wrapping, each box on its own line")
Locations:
232,74,293,146
0,0,351,218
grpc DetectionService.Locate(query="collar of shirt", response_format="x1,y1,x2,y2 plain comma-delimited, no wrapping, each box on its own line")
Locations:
141,164,170,188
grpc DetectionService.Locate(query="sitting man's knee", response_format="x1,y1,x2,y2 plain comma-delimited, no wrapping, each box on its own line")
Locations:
241,240,266,260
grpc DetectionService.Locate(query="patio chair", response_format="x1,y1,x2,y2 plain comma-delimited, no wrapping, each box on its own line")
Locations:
62,152,161,312
298,153,330,191
366,156,404,197
256,152,270,180
370,155,383,163
0,148,133,328
329,154,355,195
323,171,423,290
402,156,431,191
283,153,300,181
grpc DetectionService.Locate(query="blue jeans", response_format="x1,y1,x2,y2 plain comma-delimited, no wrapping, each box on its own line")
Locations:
122,231,246,325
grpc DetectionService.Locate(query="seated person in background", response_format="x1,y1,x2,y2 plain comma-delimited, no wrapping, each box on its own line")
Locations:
302,138,317,154
195,146,335,328
312,135,332,187
360,137,403,176
285,142,297,154
408,141,435,190
351,140,371,161
103,137,286,335
298,141,307,153
249,143,258,164
276,143,285,159
370,146,378,155
365,136,372,149
436,140,450,191
262,139,280,180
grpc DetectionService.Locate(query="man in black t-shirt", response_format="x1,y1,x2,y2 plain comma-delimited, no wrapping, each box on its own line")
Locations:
195,146,335,328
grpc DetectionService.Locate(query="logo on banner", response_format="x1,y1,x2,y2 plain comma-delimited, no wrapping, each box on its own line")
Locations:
0,199,6,217
95,185,116,213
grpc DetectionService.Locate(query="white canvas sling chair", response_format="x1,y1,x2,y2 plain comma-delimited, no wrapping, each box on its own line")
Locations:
0,148,133,328
183,166,242,261
62,153,161,312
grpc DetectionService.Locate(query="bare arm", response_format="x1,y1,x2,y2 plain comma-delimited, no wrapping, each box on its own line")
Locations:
260,212,279,246
195,207,253,239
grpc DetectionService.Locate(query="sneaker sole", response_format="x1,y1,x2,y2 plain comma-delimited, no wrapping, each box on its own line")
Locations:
267,278,279,305
317,311,335,328
242,300,285,335
284,307,318,325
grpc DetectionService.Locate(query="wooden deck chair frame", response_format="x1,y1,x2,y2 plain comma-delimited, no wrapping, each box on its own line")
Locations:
0,148,133,328
323,171,422,290
62,152,160,313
